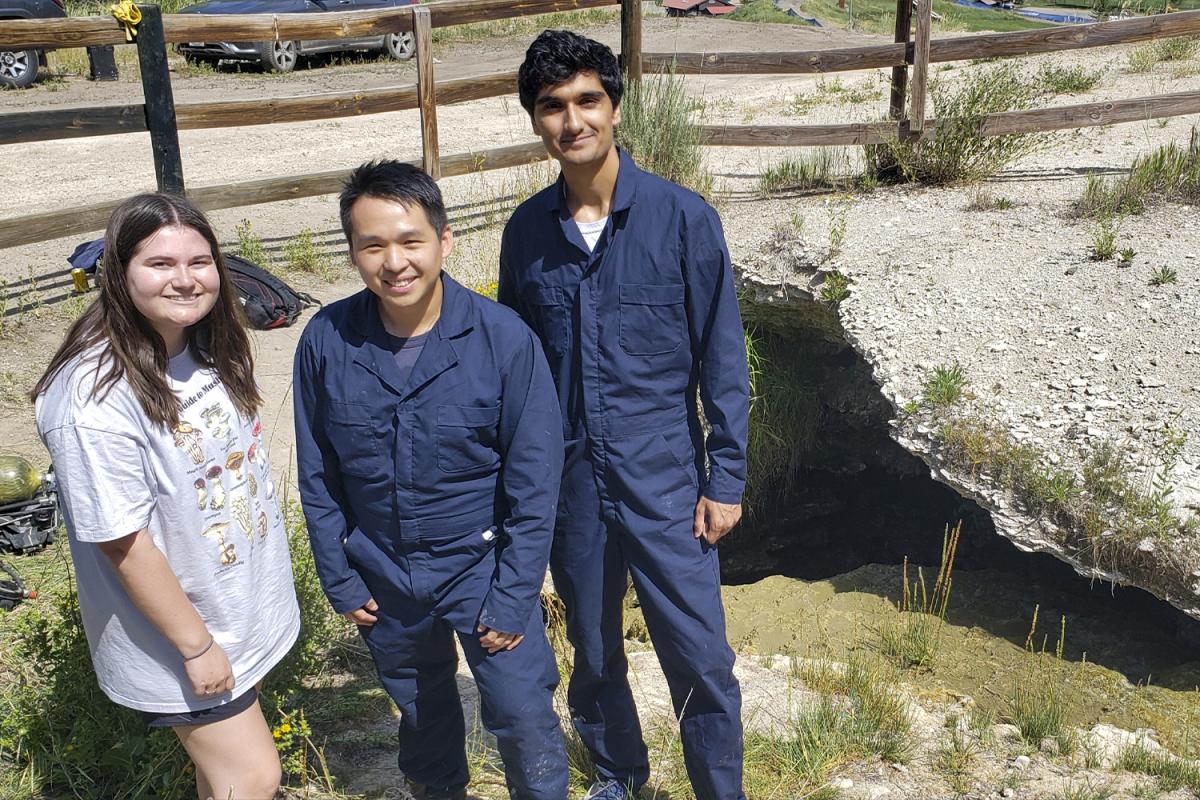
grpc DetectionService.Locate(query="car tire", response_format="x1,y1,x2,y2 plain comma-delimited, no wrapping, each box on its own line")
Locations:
257,40,298,73
383,32,414,60
0,49,39,89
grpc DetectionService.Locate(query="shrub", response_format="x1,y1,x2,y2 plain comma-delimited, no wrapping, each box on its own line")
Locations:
236,218,269,267
616,70,711,197
865,63,1048,185
283,228,338,282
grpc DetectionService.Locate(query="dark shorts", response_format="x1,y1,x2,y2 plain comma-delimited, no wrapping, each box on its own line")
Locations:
142,686,259,729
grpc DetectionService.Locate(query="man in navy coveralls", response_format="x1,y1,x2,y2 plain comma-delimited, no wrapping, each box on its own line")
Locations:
499,30,752,800
294,160,568,800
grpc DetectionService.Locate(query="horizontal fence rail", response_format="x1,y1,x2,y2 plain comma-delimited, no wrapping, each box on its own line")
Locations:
699,89,1200,146
0,71,519,144
642,8,1200,74
0,142,550,249
0,0,619,50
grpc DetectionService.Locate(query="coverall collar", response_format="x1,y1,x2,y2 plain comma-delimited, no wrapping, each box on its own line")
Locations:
548,147,640,257
548,146,640,215
348,273,474,400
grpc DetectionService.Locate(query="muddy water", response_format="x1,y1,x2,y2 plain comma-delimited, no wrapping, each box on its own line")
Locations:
720,567,1200,757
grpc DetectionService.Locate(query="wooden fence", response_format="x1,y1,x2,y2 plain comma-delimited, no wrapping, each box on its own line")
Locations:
1,0,1199,249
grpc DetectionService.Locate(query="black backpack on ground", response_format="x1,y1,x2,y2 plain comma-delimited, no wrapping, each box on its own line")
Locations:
224,254,319,330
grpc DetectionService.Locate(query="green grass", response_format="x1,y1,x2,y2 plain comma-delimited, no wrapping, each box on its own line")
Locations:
1127,36,1200,73
1089,215,1121,260
1149,265,1179,286
1057,780,1116,800
431,7,619,46
740,322,824,519
732,0,1049,33
1078,128,1200,217
1117,745,1200,793
877,522,961,671
1007,612,1076,755
1036,64,1106,96
923,363,968,408
966,189,1015,211
713,655,914,796
615,69,711,198
758,149,849,195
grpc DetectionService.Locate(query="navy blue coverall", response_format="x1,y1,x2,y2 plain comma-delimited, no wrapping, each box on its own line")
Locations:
498,150,751,800
294,275,567,798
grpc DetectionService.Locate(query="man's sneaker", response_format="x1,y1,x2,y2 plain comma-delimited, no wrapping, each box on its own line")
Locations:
403,779,467,800
582,779,633,800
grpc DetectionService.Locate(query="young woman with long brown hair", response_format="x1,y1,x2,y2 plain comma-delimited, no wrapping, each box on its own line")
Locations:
32,193,299,799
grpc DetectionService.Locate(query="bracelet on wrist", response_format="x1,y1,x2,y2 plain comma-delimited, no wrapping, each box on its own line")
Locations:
183,635,214,662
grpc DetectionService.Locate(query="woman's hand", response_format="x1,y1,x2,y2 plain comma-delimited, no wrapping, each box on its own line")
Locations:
184,640,235,698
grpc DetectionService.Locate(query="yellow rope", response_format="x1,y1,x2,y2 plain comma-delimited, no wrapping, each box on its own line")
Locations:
110,0,142,43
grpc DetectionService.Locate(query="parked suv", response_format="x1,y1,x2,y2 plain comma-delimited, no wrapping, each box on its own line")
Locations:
177,0,418,73
0,0,66,89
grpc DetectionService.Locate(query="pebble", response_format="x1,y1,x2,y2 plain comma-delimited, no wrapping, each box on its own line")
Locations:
1013,755,1031,770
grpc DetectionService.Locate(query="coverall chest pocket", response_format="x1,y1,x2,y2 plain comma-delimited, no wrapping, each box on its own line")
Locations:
533,287,570,359
436,405,501,474
327,401,383,478
619,283,686,356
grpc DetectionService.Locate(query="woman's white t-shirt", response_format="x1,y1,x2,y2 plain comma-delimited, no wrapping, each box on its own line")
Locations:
35,346,300,713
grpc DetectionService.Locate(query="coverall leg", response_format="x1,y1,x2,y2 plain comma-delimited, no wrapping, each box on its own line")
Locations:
550,438,651,790
361,612,469,790
554,430,746,800
362,545,569,800
459,601,569,800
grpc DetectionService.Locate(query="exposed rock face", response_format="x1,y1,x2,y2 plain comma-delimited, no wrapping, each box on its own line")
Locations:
733,223,1200,625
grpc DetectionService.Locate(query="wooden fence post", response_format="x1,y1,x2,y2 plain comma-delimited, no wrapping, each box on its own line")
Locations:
888,0,912,119
621,0,642,82
413,5,439,180
908,0,932,132
136,4,184,193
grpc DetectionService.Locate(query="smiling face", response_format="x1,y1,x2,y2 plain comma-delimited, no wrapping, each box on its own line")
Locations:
347,195,453,336
530,70,621,171
124,224,220,356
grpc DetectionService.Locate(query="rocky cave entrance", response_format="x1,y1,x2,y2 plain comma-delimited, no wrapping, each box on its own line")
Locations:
720,297,1200,685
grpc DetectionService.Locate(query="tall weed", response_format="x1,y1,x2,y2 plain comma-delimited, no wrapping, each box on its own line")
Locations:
866,63,1047,185
616,70,712,197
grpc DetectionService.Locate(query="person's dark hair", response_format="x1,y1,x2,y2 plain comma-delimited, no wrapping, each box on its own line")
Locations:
517,29,623,117
32,193,261,429
339,160,448,242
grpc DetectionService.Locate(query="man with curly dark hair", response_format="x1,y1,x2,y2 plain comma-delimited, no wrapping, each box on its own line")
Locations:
500,29,750,800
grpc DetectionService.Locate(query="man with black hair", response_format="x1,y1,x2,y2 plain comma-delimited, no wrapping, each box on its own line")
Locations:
499,29,751,800
294,159,568,800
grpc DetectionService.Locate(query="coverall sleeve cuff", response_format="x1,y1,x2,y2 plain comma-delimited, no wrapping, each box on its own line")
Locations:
478,592,533,636
702,483,745,506
326,576,374,616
